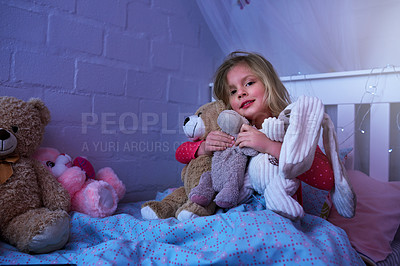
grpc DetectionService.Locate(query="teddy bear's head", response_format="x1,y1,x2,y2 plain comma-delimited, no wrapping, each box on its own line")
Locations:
0,96,50,158
217,110,250,138
183,100,226,141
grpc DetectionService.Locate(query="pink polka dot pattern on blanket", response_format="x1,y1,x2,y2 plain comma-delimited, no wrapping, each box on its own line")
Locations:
0,194,364,265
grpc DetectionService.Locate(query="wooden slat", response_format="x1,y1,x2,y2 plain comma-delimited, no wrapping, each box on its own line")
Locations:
369,103,390,181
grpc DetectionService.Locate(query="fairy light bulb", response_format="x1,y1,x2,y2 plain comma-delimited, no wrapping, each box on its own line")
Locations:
360,129,365,134
367,85,377,95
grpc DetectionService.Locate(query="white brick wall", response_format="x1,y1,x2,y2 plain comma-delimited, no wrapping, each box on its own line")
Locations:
0,0,224,202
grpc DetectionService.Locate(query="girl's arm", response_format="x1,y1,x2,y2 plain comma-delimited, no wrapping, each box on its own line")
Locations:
236,124,281,158
175,141,203,164
175,131,235,164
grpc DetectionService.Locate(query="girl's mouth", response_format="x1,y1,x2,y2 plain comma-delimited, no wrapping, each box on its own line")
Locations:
240,100,255,109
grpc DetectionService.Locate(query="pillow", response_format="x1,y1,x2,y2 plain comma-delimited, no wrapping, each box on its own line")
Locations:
302,147,353,219
321,147,352,165
328,170,400,262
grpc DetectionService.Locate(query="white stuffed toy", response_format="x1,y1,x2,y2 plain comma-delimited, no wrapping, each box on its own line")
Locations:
248,117,304,220
248,95,356,220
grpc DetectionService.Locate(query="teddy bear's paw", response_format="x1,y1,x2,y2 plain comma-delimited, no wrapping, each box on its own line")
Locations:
189,194,211,207
71,180,118,218
215,200,235,209
215,187,238,208
28,213,70,254
141,206,160,220
177,210,199,221
97,167,126,201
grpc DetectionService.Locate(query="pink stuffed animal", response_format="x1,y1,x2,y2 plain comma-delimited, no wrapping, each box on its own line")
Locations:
33,147,126,218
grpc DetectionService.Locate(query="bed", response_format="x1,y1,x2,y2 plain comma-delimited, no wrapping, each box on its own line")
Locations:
0,189,364,265
1,68,400,265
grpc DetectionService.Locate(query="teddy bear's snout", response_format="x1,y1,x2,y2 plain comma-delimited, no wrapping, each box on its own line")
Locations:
182,115,205,141
0,128,11,141
183,117,190,126
0,128,17,155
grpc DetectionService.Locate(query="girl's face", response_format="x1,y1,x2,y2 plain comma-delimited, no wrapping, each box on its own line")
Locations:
227,62,271,128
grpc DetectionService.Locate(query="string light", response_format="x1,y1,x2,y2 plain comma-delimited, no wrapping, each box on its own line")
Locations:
338,65,400,146
286,65,400,148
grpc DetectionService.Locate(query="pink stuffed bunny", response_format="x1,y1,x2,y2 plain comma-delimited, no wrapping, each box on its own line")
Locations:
33,147,126,218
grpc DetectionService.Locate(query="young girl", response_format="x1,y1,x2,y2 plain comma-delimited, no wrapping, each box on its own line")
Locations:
176,51,334,201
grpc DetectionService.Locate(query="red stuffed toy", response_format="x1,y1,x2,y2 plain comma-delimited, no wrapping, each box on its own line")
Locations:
34,147,126,218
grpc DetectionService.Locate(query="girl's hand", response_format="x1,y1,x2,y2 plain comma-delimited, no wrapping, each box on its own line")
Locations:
236,124,282,158
197,130,235,156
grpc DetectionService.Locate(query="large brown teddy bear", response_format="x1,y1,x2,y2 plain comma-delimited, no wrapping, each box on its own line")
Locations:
141,100,226,221
0,96,71,253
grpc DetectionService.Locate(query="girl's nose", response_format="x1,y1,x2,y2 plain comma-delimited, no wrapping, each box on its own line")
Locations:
237,88,247,98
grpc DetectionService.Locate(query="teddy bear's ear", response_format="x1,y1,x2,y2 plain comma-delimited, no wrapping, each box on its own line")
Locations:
28,98,51,126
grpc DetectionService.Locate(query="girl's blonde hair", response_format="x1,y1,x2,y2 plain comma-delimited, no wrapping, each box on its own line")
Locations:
213,51,291,117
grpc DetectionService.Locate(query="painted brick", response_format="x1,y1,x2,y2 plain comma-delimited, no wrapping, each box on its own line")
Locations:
77,0,126,27
127,2,168,36
1,0,224,202
106,32,149,66
152,41,181,70
0,4,46,44
170,15,199,46
93,95,140,136
61,126,119,159
182,47,213,79
116,156,182,191
77,62,125,95
0,86,42,100
160,131,188,159
133,158,181,187
42,125,68,150
34,0,75,12
127,70,167,100
49,15,103,55
118,130,165,159
94,95,139,115
0,51,10,81
43,91,92,123
169,77,198,104
139,100,179,134
123,189,156,203
14,51,74,89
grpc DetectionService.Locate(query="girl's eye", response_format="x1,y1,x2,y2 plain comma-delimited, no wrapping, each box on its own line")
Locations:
230,89,237,95
245,81,255,87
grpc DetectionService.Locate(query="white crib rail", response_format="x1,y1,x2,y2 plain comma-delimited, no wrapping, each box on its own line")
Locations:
282,68,400,182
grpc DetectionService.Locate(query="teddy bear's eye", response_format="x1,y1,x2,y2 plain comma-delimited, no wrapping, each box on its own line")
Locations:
11,126,18,133
197,112,202,117
46,161,55,168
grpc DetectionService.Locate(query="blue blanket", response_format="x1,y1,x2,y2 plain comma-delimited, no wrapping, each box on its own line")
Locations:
0,192,363,265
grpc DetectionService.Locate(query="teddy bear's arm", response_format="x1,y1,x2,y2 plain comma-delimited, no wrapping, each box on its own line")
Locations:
33,160,71,212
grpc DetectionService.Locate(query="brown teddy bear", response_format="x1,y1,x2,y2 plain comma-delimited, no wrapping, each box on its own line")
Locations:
0,96,71,253
141,100,226,221
189,110,258,209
